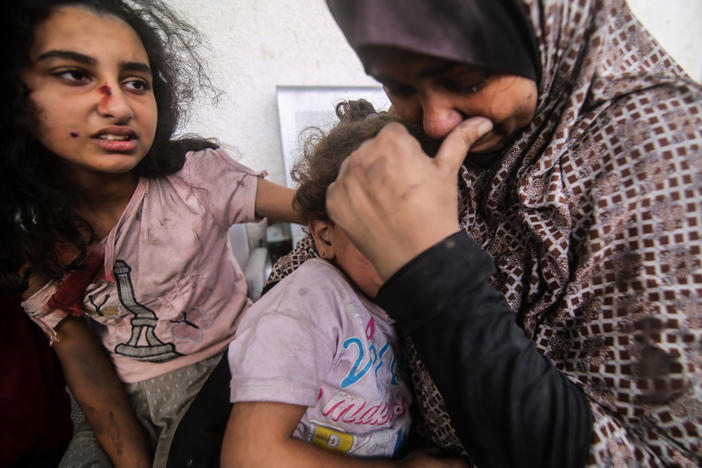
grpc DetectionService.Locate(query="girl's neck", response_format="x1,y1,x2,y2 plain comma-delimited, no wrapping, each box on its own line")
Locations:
65,169,140,240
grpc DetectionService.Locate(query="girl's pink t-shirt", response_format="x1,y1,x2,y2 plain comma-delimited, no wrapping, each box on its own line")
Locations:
23,148,260,383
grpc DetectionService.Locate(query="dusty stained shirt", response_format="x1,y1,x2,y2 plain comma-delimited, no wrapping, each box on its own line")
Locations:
229,258,412,457
23,148,260,383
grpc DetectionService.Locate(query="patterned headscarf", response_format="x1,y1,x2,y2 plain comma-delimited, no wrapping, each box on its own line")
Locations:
269,0,702,464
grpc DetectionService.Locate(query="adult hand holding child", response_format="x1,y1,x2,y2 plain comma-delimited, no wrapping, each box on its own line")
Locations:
327,117,492,280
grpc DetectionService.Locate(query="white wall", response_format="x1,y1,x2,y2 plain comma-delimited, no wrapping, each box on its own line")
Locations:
627,0,702,81
165,0,702,185
164,0,377,184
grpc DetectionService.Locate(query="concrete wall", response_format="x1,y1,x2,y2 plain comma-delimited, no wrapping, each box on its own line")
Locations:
164,0,376,184
164,0,702,185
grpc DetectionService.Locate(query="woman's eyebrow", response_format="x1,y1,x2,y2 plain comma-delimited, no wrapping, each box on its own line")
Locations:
372,74,406,88
37,49,96,65
418,62,460,79
372,62,461,84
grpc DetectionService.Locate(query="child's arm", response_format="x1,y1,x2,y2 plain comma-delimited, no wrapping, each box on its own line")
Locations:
255,178,304,224
220,401,466,468
54,316,152,468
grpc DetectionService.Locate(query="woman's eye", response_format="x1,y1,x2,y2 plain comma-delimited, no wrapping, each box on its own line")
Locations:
440,73,491,95
441,80,479,94
383,83,415,98
123,79,152,93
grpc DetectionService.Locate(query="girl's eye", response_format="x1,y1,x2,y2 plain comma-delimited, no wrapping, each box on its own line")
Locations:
123,79,152,93
54,69,91,83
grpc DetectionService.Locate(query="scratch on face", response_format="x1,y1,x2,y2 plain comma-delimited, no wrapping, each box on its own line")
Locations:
70,131,78,138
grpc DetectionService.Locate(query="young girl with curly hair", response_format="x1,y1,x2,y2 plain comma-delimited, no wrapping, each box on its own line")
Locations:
222,100,462,467
2,1,299,466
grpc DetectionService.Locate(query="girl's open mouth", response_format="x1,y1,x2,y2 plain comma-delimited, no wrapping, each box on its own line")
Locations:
91,127,138,152
92,135,138,152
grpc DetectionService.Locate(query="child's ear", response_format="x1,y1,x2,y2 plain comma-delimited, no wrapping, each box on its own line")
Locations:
309,219,335,260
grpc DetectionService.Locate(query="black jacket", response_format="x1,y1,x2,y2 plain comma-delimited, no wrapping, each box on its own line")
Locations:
376,231,592,468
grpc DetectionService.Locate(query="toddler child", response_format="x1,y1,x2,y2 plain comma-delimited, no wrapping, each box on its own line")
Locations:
222,100,446,467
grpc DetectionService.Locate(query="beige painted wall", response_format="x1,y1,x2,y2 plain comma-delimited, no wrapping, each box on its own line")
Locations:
165,0,702,185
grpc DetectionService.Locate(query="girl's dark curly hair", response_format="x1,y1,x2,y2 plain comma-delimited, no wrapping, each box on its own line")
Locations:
1,0,218,292
292,99,437,224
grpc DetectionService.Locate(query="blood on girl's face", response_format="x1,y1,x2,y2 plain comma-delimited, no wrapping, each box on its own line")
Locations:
99,85,112,97
20,6,157,183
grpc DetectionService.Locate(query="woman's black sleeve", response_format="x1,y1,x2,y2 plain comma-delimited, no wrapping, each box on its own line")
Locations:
376,231,593,468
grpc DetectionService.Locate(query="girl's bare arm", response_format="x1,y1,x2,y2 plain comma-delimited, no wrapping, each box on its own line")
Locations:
220,401,467,468
254,178,304,225
54,316,152,468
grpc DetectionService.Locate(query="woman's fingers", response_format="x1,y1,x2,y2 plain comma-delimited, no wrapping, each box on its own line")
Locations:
435,117,493,173
326,118,492,280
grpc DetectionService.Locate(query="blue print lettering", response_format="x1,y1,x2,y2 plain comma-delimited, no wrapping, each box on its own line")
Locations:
340,317,398,389
340,337,374,388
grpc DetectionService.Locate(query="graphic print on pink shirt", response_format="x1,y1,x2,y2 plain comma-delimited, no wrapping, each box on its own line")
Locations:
170,308,214,342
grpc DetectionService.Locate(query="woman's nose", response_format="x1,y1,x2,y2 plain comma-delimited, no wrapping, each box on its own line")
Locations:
96,84,134,122
420,92,463,140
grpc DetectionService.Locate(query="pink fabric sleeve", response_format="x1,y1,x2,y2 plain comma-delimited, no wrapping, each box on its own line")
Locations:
20,282,64,345
182,148,264,227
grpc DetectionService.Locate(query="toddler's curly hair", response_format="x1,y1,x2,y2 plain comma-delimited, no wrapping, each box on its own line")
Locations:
292,99,437,223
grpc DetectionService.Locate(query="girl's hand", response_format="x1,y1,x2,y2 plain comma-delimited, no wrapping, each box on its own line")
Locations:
326,117,492,280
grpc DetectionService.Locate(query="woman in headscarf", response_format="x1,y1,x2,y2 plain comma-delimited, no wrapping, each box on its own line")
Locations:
268,0,702,466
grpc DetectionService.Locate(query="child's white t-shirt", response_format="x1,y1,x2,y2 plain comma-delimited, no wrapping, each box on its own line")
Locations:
23,148,260,383
228,258,412,458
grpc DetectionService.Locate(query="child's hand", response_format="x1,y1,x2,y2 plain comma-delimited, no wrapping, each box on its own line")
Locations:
401,446,471,468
